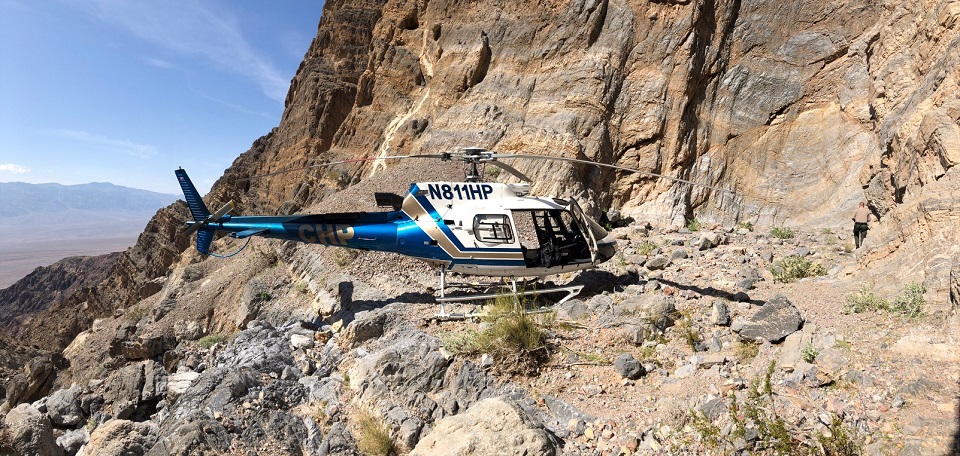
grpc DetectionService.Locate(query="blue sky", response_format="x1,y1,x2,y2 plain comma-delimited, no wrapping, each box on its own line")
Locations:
0,0,325,195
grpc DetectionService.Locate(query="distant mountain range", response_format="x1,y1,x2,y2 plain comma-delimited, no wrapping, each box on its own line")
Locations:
0,182,181,288
0,182,178,218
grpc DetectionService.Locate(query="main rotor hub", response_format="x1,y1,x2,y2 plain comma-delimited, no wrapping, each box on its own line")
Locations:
460,147,492,182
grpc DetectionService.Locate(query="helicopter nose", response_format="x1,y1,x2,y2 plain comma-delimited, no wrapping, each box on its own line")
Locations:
595,236,617,264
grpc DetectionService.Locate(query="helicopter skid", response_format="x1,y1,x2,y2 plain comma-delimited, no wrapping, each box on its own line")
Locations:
430,283,584,322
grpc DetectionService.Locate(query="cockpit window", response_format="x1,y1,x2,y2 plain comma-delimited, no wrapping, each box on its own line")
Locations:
473,214,514,243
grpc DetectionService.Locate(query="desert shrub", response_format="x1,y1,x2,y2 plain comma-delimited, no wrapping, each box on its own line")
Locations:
125,306,146,322
845,283,925,318
355,410,395,456
183,265,203,282
686,218,702,232
199,333,228,349
889,283,925,318
674,310,701,351
637,241,658,256
816,414,862,456
769,226,795,239
844,286,888,314
801,343,819,363
770,256,826,283
333,248,359,267
450,293,551,375
734,340,759,362
736,221,755,231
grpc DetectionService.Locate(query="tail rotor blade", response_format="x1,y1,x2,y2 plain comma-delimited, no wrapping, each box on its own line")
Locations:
183,221,203,236
209,201,234,222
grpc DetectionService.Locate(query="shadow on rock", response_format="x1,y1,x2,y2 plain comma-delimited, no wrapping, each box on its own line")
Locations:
568,269,637,296
658,278,765,306
952,394,960,455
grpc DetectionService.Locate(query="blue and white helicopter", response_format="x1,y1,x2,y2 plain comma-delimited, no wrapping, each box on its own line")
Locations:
176,148,727,311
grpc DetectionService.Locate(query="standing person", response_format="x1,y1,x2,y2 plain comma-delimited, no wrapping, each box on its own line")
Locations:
852,201,871,248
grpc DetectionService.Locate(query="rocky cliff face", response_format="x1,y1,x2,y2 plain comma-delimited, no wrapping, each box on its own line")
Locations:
1,0,958,454
229,0,960,301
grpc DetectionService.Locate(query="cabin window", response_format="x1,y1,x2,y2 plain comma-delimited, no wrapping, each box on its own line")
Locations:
473,214,514,243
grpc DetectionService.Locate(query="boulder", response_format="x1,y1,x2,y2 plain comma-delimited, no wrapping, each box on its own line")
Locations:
166,372,200,398
4,356,55,408
104,363,145,420
3,403,61,456
46,385,83,427
341,310,388,348
645,255,671,270
554,299,589,320
620,294,676,330
613,353,645,380
120,334,175,360
236,279,271,329
411,397,559,455
694,232,725,250
216,322,292,375
79,420,158,456
172,320,204,341
619,321,659,346
711,300,730,326
734,295,803,343
56,428,89,455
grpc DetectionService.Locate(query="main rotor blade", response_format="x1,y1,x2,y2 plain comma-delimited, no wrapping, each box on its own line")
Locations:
238,154,449,182
487,160,532,182
492,154,736,195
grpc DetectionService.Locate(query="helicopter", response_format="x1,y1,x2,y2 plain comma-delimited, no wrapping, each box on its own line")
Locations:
176,147,731,313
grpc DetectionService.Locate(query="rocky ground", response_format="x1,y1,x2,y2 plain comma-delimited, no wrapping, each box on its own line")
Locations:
1,215,957,455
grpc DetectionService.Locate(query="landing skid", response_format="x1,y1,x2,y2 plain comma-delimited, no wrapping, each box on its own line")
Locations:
430,268,584,321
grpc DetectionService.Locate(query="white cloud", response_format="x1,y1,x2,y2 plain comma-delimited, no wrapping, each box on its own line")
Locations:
47,129,157,158
0,164,30,174
144,57,177,69
74,0,288,102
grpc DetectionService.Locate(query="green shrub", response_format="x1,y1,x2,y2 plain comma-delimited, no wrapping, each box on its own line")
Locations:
801,343,818,363
355,410,395,456
769,226,795,239
199,333,228,349
770,256,826,283
816,414,862,456
637,241,658,256
845,283,924,317
844,286,887,314
889,283,925,318
686,218,702,232
736,221,754,232
450,293,551,375
674,311,701,351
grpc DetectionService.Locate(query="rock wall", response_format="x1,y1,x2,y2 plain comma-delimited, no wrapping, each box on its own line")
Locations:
4,0,959,348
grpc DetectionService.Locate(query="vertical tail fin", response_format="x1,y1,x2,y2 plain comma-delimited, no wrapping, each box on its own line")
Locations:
175,168,214,254
175,168,210,221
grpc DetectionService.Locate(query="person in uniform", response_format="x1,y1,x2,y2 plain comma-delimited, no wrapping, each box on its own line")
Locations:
852,201,871,248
